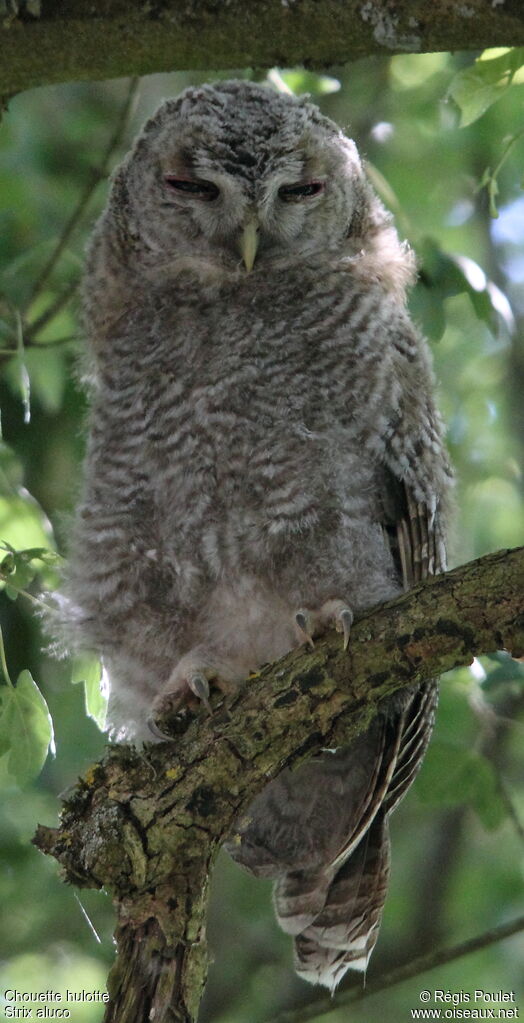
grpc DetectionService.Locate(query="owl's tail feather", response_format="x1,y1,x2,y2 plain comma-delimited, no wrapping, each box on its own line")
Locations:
291,812,390,993
285,684,437,992
273,867,337,937
271,715,399,940
226,683,437,990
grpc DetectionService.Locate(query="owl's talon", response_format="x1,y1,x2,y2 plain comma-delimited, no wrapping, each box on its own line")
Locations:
147,714,172,740
337,608,353,650
295,599,353,650
295,610,315,650
188,672,213,715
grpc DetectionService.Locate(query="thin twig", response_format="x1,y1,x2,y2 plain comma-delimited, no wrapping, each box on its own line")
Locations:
0,575,57,614
0,332,78,356
29,333,78,348
270,915,524,1023
0,624,14,686
26,77,140,311
24,279,79,342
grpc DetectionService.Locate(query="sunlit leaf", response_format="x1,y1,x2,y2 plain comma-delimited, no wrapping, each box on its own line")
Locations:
270,69,341,96
415,238,500,335
23,346,72,415
0,544,62,598
448,48,524,127
71,654,107,731
0,670,54,788
391,52,450,88
0,492,56,583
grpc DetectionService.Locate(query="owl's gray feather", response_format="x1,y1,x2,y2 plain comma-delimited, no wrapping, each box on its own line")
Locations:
65,80,452,989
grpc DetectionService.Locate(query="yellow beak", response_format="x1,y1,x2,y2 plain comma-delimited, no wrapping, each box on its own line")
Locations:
240,219,260,272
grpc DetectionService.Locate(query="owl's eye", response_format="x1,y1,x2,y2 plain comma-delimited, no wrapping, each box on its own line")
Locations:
164,176,220,201
278,181,324,202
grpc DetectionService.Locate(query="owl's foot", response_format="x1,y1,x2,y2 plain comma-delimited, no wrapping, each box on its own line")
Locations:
294,598,353,651
149,660,235,738
148,675,211,739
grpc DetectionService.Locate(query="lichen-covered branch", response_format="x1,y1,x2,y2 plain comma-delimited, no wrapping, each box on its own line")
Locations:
2,0,524,98
32,546,524,1023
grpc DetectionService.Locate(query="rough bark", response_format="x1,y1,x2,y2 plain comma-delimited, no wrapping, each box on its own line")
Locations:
2,0,524,99
33,546,524,1023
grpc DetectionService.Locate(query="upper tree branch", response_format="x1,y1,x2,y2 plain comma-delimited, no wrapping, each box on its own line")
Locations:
33,546,524,1023
2,0,524,98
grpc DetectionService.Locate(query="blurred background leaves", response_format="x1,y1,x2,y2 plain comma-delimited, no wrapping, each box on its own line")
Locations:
0,51,523,1023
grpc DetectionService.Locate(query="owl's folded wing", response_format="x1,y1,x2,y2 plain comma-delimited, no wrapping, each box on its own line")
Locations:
284,446,450,988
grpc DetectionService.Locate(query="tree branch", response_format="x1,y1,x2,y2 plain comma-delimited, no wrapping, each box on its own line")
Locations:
25,77,140,312
32,546,524,1023
2,0,524,99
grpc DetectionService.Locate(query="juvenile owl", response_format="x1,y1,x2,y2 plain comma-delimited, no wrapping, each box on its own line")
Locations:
67,80,452,990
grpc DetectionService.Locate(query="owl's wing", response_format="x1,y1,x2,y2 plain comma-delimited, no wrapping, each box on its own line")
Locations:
286,381,452,989
383,470,448,588
379,469,446,811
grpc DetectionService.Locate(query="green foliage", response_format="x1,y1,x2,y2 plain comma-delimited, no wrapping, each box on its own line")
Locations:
0,951,110,1023
0,668,54,787
0,542,61,598
448,49,524,217
0,538,60,787
418,741,506,830
0,500,50,553
71,653,107,731
448,48,524,127
476,131,524,218
0,52,522,1023
411,237,499,340
272,68,341,95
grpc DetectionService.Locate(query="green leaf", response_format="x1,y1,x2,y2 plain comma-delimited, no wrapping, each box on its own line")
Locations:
415,238,499,333
415,741,506,831
0,492,56,573
0,670,54,788
479,652,524,692
0,544,62,598
475,131,524,218
23,346,71,415
71,654,107,731
448,48,524,127
0,440,25,490
410,278,447,340
274,69,341,96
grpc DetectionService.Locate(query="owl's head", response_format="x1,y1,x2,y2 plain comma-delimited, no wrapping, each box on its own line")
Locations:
111,80,413,296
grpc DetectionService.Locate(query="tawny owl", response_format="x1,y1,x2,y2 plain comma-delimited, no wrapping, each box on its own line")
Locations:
66,80,452,990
